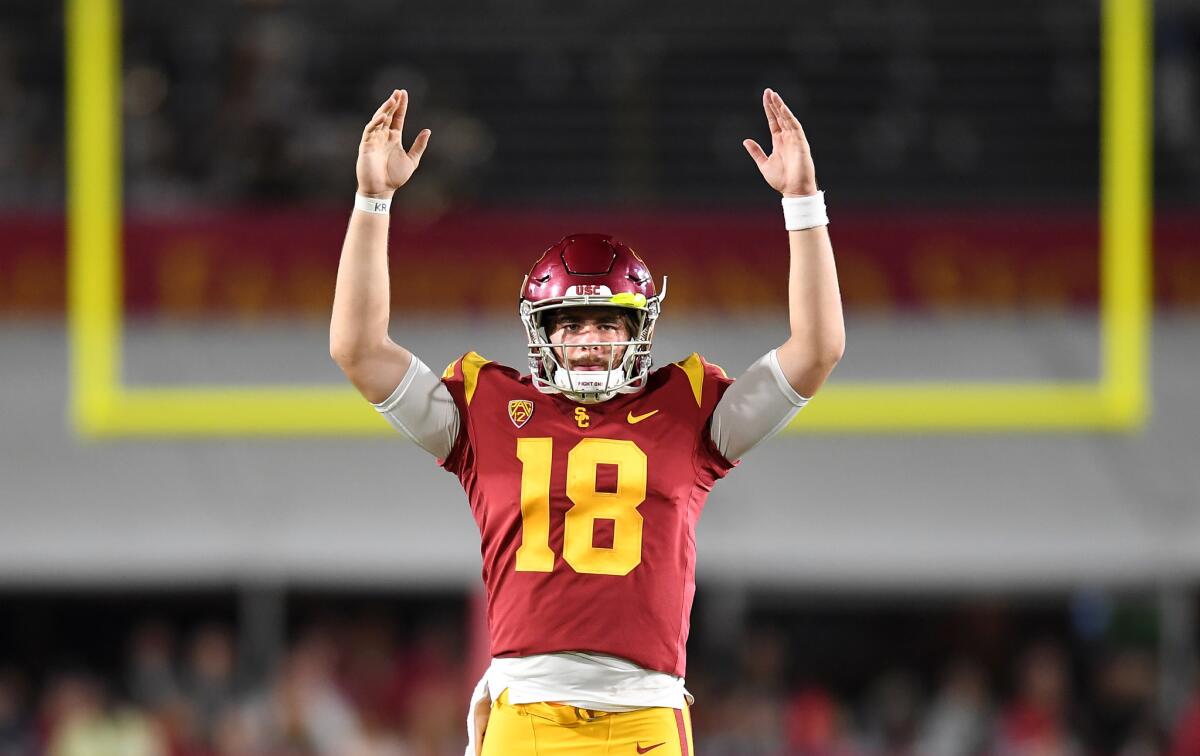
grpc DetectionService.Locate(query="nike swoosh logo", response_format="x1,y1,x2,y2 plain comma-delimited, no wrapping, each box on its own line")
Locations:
627,409,659,424
636,744,665,754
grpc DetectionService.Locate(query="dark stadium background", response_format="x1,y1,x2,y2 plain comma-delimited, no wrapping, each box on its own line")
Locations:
1,1,1198,754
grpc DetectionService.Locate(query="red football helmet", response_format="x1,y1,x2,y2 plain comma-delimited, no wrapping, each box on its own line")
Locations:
519,233,667,403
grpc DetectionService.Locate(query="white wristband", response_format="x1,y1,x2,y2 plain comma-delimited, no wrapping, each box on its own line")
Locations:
782,191,828,231
355,193,392,215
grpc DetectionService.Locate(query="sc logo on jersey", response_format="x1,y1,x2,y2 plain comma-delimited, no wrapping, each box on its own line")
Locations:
508,400,534,428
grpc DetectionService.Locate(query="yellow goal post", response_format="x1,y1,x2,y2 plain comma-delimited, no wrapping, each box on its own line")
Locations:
66,0,1151,436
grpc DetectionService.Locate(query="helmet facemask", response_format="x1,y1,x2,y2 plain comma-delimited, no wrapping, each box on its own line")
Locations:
521,284,665,404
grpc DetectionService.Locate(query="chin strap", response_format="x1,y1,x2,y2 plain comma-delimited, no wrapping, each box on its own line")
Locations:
552,367,626,400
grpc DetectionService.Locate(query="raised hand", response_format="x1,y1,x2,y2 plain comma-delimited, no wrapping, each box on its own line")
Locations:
356,89,431,198
743,88,818,198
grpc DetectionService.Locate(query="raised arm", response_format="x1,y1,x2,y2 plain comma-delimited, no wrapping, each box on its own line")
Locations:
330,89,431,403
743,88,845,398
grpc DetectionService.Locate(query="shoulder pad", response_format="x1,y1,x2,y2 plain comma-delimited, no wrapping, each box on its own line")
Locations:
671,353,728,408
442,351,491,405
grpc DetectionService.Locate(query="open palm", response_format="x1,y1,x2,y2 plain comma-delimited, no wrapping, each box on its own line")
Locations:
357,89,431,197
743,89,818,198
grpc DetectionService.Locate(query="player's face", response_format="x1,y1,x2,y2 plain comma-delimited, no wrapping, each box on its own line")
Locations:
546,308,632,370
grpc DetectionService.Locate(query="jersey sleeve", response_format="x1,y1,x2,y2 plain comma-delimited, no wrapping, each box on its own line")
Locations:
437,351,491,475
672,353,738,483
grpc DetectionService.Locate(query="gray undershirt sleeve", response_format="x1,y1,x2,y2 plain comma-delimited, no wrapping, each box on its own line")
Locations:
710,349,810,462
372,356,461,459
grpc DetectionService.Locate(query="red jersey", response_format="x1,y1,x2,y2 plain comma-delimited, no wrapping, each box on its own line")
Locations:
439,351,736,678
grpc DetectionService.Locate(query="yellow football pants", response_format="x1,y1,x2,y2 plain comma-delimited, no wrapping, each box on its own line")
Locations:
480,689,695,756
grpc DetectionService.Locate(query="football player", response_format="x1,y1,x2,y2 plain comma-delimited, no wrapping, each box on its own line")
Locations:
330,87,844,756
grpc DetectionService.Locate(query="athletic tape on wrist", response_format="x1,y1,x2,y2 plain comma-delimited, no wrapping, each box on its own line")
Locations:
355,193,392,215
781,191,828,231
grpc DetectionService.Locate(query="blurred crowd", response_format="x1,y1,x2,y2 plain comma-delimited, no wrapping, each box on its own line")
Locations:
4,0,1200,211
4,613,1200,756
689,633,1174,756
0,617,466,756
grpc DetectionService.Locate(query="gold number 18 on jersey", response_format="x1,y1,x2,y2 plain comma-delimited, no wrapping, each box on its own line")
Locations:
515,437,648,576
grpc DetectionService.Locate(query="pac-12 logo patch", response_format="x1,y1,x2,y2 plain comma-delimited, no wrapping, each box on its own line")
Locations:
508,400,534,428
